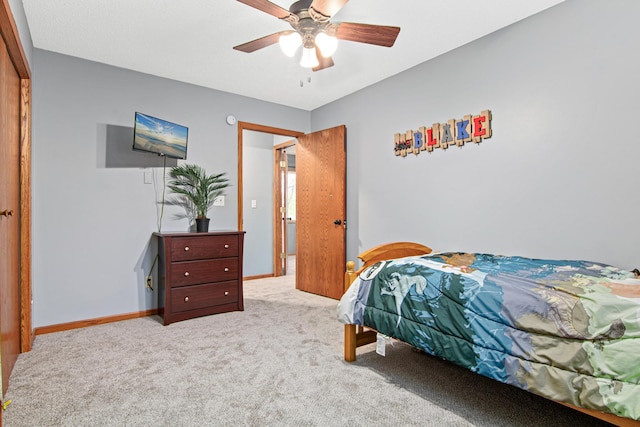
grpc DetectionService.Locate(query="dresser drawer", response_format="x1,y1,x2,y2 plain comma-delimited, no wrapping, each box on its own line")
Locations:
170,281,239,313
170,257,238,286
171,235,239,261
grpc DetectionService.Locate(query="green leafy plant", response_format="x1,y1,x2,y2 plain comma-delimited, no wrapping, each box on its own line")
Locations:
166,163,230,220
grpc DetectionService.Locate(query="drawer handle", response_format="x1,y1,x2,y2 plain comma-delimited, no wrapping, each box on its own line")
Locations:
224,244,229,249
224,267,229,272
184,296,189,302
224,291,229,296
184,246,190,251
184,272,190,277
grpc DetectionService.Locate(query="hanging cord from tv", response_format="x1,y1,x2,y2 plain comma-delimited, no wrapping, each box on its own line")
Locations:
157,155,167,232
148,155,168,291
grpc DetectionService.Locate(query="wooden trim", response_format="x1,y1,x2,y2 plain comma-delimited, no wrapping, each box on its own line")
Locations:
237,123,244,231
19,79,32,351
34,310,159,336
282,158,287,272
243,273,274,281
238,122,305,138
1,0,33,354
272,140,297,277
273,147,283,277
0,0,30,78
274,139,298,150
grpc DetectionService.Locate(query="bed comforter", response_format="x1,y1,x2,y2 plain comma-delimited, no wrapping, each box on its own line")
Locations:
337,252,640,420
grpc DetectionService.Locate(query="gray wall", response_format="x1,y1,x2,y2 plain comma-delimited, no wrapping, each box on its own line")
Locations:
312,0,640,270
243,131,275,276
31,50,309,327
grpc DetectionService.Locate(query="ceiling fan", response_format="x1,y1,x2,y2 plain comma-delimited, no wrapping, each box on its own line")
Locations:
233,0,401,71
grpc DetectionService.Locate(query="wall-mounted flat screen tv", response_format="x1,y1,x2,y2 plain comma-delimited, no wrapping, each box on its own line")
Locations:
132,112,188,159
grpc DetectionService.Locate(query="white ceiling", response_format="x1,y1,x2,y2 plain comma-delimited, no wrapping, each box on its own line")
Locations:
21,0,564,111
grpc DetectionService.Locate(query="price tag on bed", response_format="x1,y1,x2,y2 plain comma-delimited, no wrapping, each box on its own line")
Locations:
376,333,388,356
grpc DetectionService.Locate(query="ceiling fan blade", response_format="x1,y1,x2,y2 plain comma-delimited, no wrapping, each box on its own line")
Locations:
313,47,334,72
309,0,349,18
334,22,400,47
236,0,293,19
233,32,287,53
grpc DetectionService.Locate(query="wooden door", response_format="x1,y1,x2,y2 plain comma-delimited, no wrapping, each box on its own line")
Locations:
0,33,22,396
273,146,288,276
296,125,346,299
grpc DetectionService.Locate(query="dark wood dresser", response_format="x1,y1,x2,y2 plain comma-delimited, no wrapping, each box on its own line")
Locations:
154,231,245,325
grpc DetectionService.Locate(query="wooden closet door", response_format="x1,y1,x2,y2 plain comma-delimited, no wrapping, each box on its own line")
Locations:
0,32,22,396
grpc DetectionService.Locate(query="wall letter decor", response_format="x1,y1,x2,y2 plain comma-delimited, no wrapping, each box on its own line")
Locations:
394,110,492,157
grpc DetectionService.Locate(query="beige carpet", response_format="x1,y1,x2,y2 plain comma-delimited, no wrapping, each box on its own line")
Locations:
3,275,610,426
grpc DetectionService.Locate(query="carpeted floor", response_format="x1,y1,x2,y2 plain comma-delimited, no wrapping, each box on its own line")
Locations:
3,275,612,426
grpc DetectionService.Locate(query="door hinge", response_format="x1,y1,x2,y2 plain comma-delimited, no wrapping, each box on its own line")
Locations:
281,252,287,259
280,161,286,168
280,206,286,214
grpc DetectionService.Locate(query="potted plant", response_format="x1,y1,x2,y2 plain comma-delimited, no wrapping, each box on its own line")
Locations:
166,163,230,232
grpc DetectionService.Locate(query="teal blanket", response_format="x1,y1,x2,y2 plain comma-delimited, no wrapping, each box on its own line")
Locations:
337,252,640,420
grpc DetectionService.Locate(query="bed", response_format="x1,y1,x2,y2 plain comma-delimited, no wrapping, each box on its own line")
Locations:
338,242,640,426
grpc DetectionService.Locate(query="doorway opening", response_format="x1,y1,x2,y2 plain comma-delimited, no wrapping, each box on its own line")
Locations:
237,122,304,280
274,140,297,277
238,122,347,299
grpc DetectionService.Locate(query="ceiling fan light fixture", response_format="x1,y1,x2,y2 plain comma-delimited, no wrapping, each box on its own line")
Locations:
300,47,319,68
234,0,401,72
315,32,337,57
279,32,302,57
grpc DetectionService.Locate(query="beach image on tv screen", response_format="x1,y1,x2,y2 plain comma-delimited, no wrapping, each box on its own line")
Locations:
134,113,188,159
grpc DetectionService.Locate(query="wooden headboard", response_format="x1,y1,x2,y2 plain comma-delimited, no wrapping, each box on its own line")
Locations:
344,242,433,292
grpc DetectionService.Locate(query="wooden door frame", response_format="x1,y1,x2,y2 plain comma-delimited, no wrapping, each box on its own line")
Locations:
237,122,304,277
273,140,296,277
1,0,33,354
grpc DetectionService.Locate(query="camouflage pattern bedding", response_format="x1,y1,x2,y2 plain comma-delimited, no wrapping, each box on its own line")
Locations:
337,252,640,420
